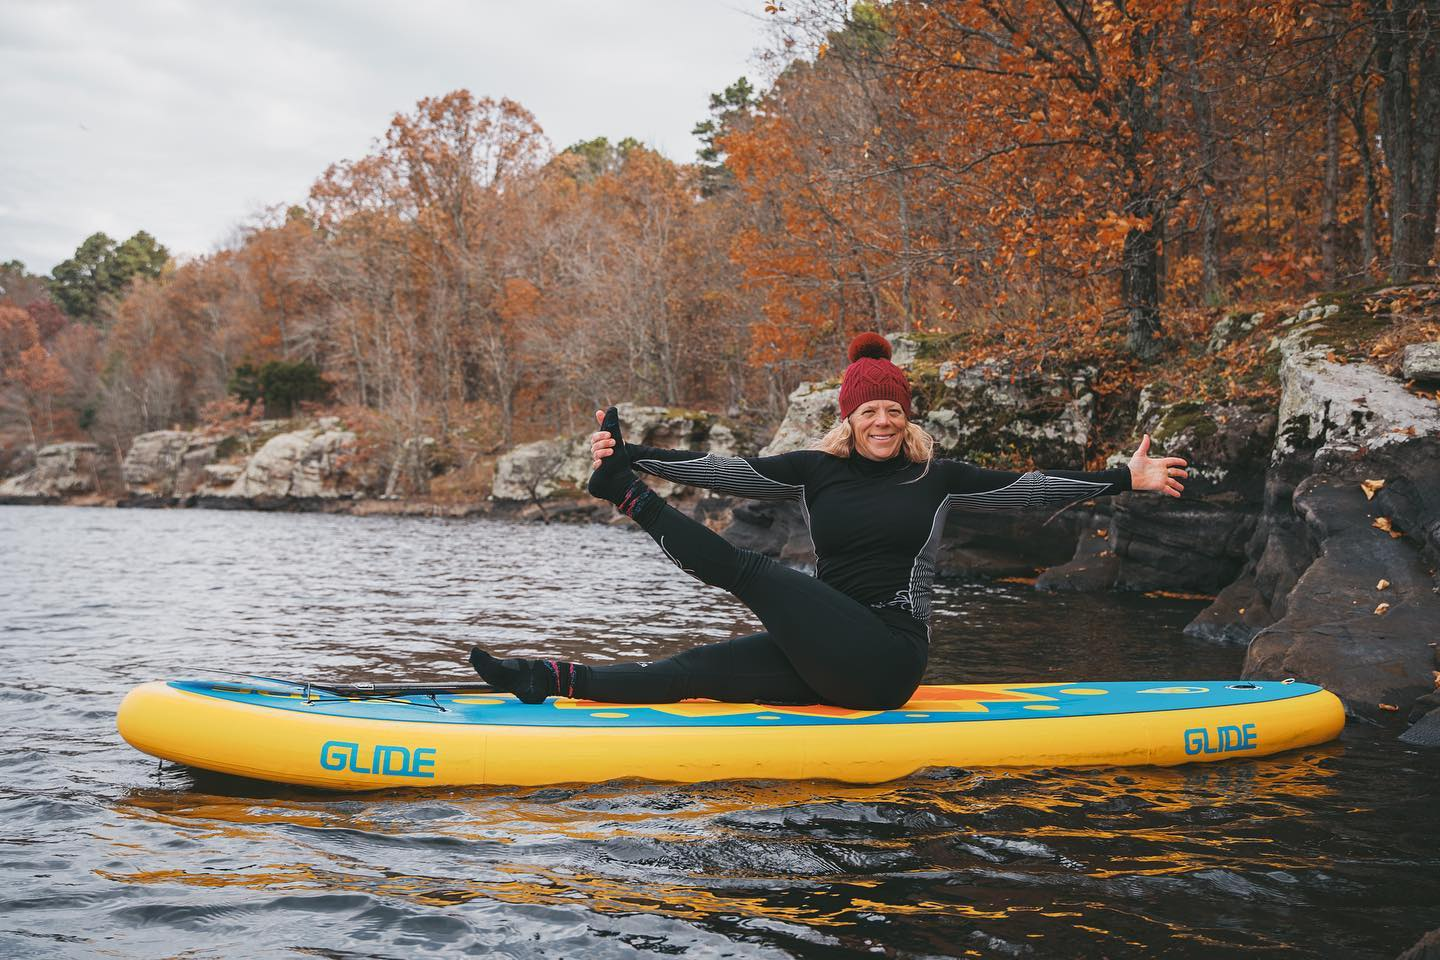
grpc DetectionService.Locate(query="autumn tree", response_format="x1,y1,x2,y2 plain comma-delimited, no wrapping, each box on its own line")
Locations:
724,6,963,380
232,207,328,363
311,90,550,445
518,142,762,425
0,261,53,307
0,305,72,447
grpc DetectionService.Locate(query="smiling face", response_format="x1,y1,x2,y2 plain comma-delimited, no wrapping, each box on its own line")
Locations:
849,399,908,461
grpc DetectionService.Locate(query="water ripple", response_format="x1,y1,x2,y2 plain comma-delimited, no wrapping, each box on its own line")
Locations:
1,505,1437,958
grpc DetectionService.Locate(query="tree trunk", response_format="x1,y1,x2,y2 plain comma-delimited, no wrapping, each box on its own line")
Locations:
1121,24,1164,361
1372,0,1440,280
1348,86,1382,271
1322,72,1342,285
1122,211,1163,360
1416,17,1440,274
1182,1,1223,301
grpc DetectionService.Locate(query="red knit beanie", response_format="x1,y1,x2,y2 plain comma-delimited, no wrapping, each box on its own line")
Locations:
838,333,912,419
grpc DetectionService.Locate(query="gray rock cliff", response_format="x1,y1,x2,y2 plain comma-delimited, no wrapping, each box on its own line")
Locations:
0,443,102,502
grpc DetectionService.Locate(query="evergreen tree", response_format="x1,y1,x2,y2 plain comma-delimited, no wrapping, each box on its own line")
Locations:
692,77,756,197
229,359,330,418
561,136,642,182
49,230,169,323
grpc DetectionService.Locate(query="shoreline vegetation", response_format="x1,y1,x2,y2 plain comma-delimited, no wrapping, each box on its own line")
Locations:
3,6,1439,781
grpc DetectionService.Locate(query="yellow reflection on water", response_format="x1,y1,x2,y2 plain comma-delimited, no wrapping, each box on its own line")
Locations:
103,745,1342,931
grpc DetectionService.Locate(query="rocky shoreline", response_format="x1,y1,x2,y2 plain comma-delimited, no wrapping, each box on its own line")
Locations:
5,297,1439,743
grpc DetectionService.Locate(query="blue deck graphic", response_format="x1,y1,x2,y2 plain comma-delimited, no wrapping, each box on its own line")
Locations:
168,677,1321,729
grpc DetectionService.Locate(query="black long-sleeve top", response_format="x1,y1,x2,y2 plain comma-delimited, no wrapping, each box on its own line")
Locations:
628,444,1131,624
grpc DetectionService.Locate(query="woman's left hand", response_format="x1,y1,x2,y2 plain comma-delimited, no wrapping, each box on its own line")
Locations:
1128,434,1188,498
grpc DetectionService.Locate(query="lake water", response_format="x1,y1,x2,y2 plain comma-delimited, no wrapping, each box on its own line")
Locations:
2,505,1437,958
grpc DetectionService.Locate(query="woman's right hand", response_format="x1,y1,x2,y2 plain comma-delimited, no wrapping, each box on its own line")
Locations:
589,408,616,471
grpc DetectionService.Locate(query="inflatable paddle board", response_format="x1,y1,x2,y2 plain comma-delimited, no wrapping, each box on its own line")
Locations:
117,677,1344,789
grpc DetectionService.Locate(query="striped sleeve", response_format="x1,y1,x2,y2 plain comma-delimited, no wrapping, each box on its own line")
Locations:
627,445,815,501
939,459,1131,513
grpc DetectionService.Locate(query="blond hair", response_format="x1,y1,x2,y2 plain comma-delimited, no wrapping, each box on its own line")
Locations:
815,415,935,479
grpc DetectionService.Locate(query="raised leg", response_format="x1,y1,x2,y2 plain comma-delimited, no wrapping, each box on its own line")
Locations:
471,407,926,708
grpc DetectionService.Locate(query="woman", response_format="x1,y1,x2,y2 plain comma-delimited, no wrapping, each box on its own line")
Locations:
470,333,1187,709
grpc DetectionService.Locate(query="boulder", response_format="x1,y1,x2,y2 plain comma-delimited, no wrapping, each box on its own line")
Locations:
0,442,100,501
1398,926,1440,960
1400,710,1440,748
1242,473,1440,718
1362,436,1440,574
383,436,439,498
491,435,590,502
1141,400,1275,496
1035,522,1120,592
1112,495,1256,593
1102,396,1274,596
492,404,756,502
760,382,840,456
937,510,1082,579
199,463,242,490
1273,325,1440,461
0,443,33,480
887,332,921,368
1036,393,1273,600
713,499,817,569
926,361,1094,464
1401,342,1440,381
222,419,358,501
122,430,219,500
1182,575,1274,645
1206,311,1265,353
1189,322,1440,654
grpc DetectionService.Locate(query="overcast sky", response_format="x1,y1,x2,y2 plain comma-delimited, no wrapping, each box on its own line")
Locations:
0,0,769,274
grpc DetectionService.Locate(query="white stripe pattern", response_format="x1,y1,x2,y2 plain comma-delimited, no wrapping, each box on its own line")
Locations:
903,471,1117,621
633,454,805,502
634,453,816,553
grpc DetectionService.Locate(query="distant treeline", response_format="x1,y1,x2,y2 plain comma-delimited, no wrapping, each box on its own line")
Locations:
2,0,1436,462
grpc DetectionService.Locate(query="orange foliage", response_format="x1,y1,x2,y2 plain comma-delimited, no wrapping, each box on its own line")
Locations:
0,304,74,444
737,0,1404,371
29,13,1433,472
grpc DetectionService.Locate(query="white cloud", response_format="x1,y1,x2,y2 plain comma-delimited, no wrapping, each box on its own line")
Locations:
0,0,766,272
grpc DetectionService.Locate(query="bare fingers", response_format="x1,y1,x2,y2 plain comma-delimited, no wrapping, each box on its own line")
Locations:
589,430,615,471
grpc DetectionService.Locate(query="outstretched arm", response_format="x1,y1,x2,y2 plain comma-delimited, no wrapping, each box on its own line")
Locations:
940,435,1185,514
589,409,814,501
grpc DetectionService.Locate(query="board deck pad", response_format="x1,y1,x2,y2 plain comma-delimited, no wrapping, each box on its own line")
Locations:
169,678,1323,728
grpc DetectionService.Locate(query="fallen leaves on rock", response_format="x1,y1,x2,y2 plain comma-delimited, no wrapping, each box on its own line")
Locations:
1361,478,1385,500
1379,703,1399,712
1377,578,1390,590
1374,602,1391,615
1372,516,1404,537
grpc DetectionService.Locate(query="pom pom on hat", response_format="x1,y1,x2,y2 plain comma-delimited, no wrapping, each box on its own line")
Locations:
847,332,893,363
839,332,911,419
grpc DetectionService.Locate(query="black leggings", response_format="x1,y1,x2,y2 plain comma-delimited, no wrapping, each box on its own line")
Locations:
580,501,928,710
